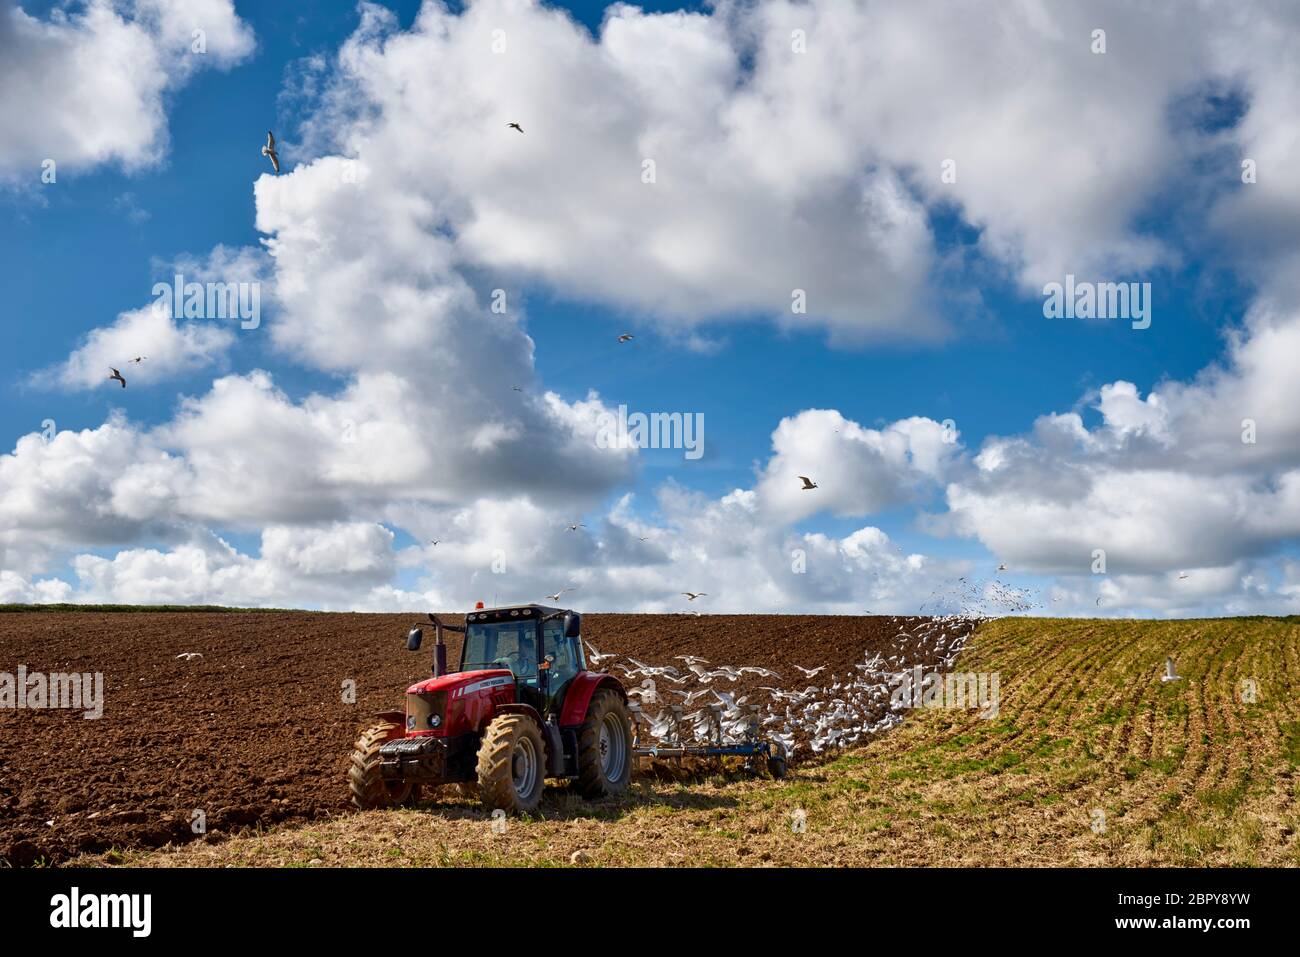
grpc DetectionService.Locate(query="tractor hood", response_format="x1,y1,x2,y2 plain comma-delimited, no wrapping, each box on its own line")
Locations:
406,669,514,697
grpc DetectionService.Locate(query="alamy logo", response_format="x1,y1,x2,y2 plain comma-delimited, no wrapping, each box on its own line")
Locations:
0,666,103,719
889,666,999,719
152,272,261,329
595,405,704,460
49,887,151,937
1042,274,1151,329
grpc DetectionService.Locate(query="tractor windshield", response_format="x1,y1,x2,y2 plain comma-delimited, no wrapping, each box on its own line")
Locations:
461,621,539,682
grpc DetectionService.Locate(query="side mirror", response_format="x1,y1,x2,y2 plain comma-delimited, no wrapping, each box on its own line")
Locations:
563,611,582,639
407,627,423,651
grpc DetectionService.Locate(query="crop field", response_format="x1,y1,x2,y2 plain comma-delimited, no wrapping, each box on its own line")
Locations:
2,611,1294,867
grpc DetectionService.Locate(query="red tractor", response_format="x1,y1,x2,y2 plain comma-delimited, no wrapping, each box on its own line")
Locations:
348,604,632,814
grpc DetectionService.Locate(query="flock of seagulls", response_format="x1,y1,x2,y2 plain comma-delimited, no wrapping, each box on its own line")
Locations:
598,614,981,759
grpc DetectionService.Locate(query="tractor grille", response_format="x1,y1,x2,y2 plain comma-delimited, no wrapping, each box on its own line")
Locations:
405,691,447,733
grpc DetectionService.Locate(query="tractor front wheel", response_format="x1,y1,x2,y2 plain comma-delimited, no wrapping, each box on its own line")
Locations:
576,690,633,799
476,714,547,814
348,722,419,809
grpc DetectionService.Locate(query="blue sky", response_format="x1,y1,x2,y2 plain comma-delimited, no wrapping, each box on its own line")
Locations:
3,0,1299,615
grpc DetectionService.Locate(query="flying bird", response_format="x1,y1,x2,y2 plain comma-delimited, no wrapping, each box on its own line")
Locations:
429,540,439,546
544,586,577,602
1161,656,1182,682
261,130,280,173
566,523,585,531
793,665,826,677
507,122,524,133
617,334,634,343
674,655,710,666
128,356,147,364
1178,571,1189,580
175,652,203,661
108,368,126,388
681,592,707,601
798,476,818,490
584,641,615,666
997,563,1007,571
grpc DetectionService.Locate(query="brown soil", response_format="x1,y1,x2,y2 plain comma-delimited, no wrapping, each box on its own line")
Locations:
0,610,969,866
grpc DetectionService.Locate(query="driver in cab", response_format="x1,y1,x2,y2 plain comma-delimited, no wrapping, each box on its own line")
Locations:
497,630,539,684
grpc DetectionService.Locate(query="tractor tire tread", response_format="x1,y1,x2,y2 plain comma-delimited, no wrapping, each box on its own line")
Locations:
576,689,633,799
476,714,546,814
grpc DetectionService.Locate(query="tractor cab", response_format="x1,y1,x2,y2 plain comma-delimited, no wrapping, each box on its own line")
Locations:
459,604,585,716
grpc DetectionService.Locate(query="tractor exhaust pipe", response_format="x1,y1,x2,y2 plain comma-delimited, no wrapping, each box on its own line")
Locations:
426,613,463,677
433,622,447,678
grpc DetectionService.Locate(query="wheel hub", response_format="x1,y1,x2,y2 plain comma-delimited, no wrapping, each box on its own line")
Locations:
512,735,537,796
598,713,626,782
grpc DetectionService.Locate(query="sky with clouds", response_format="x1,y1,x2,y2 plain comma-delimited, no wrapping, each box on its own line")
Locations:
3,0,1300,617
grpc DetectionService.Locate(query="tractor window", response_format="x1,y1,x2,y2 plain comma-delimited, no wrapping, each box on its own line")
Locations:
542,621,582,686
462,623,538,680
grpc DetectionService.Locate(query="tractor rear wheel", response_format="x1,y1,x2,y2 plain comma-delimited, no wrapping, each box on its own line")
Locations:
476,714,547,814
576,690,632,799
348,722,419,809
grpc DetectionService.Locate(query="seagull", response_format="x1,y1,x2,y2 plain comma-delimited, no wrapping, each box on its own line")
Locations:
793,665,826,678
108,368,126,388
648,712,676,741
670,688,711,706
429,540,439,546
681,592,707,601
1161,656,1182,682
128,356,147,364
566,523,585,531
617,334,634,343
175,652,203,661
544,587,577,602
638,536,650,542
798,476,818,490
507,122,524,133
584,641,615,666
261,130,280,173
997,563,1007,571
1178,571,1189,580
674,655,710,666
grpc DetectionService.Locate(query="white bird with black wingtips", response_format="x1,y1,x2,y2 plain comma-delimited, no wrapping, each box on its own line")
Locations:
261,130,280,173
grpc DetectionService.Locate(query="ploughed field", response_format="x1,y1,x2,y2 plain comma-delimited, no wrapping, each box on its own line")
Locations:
0,610,969,866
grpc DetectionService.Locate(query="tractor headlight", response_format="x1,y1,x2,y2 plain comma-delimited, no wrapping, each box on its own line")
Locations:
406,715,416,731
429,714,441,728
